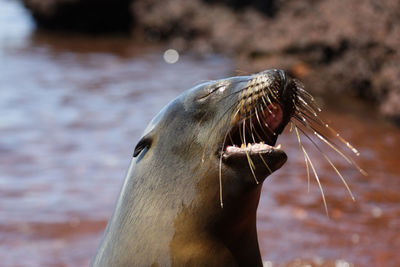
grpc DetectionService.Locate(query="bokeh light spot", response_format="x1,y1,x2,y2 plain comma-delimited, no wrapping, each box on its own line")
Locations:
163,49,179,64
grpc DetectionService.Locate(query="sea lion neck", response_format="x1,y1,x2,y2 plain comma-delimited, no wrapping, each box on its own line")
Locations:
169,175,264,266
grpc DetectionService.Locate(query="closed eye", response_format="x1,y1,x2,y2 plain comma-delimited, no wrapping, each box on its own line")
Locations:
197,84,227,101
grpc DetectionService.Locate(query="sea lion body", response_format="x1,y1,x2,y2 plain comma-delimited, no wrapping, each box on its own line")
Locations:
91,70,298,266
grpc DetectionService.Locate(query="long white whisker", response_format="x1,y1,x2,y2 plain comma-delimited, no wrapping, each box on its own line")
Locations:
296,124,355,201
293,121,310,192
303,145,329,216
242,120,259,184
219,132,229,209
293,112,366,176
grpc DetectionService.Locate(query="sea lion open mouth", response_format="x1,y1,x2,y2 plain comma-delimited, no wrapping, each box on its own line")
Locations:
222,102,283,158
217,69,297,181
221,101,286,174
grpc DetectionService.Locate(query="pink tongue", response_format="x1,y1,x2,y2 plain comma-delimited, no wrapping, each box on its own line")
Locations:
264,104,283,130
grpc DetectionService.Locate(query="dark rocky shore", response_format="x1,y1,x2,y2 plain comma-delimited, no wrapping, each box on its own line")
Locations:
21,0,400,121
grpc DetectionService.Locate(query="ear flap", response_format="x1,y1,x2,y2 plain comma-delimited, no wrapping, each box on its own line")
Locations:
133,137,152,157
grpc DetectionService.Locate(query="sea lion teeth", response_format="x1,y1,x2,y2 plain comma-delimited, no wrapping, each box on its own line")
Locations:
226,143,277,154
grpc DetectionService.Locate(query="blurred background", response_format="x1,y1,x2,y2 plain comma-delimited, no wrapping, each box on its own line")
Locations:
0,0,399,266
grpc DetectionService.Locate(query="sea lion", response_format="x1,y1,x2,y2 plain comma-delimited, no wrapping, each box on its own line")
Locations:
91,69,299,267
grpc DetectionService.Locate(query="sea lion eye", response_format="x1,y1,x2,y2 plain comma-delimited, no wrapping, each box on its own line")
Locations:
197,84,226,101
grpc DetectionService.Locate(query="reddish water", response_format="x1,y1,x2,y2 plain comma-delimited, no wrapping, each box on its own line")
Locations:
1,1,400,266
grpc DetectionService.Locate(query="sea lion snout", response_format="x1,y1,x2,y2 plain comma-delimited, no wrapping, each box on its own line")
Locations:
215,70,298,181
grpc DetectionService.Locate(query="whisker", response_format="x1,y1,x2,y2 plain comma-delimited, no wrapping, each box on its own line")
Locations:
258,153,273,175
295,109,325,127
302,142,329,216
255,106,274,138
241,120,259,184
311,127,365,176
256,101,276,135
294,92,361,160
211,76,272,106
297,96,321,115
296,123,355,201
297,97,319,116
249,114,275,175
248,114,258,143
295,85,322,112
200,95,247,161
293,113,366,175
261,88,274,105
219,130,230,209
323,123,361,157
293,121,311,192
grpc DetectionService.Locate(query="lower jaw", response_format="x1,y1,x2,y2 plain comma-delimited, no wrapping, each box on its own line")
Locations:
222,147,287,170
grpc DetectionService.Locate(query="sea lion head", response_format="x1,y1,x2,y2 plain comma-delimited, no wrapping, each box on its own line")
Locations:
133,69,298,203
